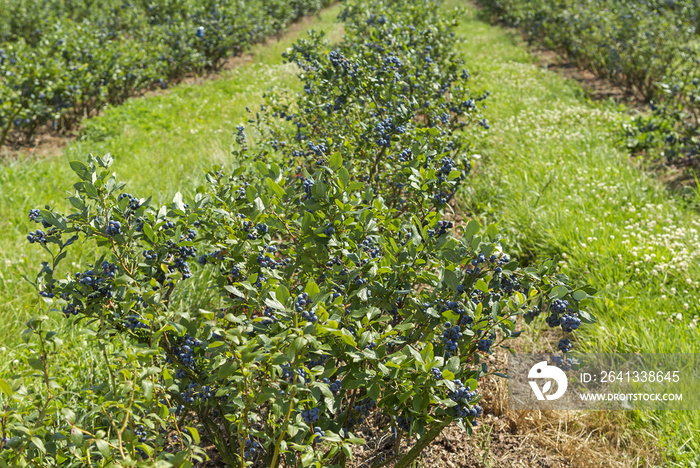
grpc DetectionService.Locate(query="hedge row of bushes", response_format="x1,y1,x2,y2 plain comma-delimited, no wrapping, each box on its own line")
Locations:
477,0,700,166
0,0,333,148
1,0,593,466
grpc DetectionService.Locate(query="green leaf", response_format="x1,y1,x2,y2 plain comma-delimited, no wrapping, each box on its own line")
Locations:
142,380,154,403
339,167,350,189
443,268,459,291
0,378,12,397
94,439,109,458
186,427,200,444
142,222,156,243
304,280,321,297
173,192,185,211
266,178,286,198
301,451,314,467
486,223,499,240
445,356,460,374
276,285,290,305
463,220,480,240
254,197,265,212
70,429,83,447
572,290,587,302
550,285,569,299
31,436,46,454
578,309,597,324
69,161,91,181
329,152,343,171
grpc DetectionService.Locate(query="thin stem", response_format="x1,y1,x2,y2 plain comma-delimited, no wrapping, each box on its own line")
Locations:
102,345,117,393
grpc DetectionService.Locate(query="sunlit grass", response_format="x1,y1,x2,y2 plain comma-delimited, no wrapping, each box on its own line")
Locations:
449,2,700,464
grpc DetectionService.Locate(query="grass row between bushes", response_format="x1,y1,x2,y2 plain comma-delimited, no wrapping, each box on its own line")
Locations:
448,2,700,464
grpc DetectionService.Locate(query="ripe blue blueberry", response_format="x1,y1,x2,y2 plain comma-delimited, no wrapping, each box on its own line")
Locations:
477,338,493,352
558,338,573,353
106,219,121,236
560,314,581,332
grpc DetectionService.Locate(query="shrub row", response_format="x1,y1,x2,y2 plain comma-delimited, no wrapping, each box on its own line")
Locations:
477,0,700,166
0,0,333,148
2,0,594,466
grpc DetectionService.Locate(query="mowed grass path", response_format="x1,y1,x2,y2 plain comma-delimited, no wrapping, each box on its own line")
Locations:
449,2,700,464
0,4,343,347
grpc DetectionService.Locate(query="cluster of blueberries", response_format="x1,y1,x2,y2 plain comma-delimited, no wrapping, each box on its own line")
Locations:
282,364,312,384
428,220,453,238
302,177,315,198
446,380,482,424
499,275,520,294
524,305,541,320
301,407,321,424
166,334,202,378
347,398,376,427
235,125,248,151
117,192,141,211
477,335,494,353
294,292,318,323
125,315,148,331
553,355,573,371
73,263,116,300
26,229,47,244
374,116,406,148
243,439,261,460
26,208,53,244
558,338,573,353
321,377,343,395
448,379,477,403
396,414,411,432
28,208,50,228
397,148,413,163
127,425,148,444
308,141,328,156
256,246,282,269
455,404,482,425
359,237,381,260
546,299,581,333
261,306,277,326
312,426,325,442
106,219,122,236
441,322,464,356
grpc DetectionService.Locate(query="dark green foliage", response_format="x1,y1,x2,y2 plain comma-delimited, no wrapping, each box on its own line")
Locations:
0,0,333,148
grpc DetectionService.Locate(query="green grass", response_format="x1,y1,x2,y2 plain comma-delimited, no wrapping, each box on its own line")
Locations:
448,2,700,465
0,4,343,348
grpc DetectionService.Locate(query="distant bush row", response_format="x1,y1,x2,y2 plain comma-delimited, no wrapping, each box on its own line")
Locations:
0,0,333,148
477,0,700,167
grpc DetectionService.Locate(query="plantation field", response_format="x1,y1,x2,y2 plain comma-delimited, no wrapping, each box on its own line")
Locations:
477,0,700,173
0,0,699,466
0,0,335,148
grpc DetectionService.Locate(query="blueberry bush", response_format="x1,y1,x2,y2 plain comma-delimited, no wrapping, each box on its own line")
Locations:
0,0,333,149
2,0,595,466
623,73,700,168
477,0,700,168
